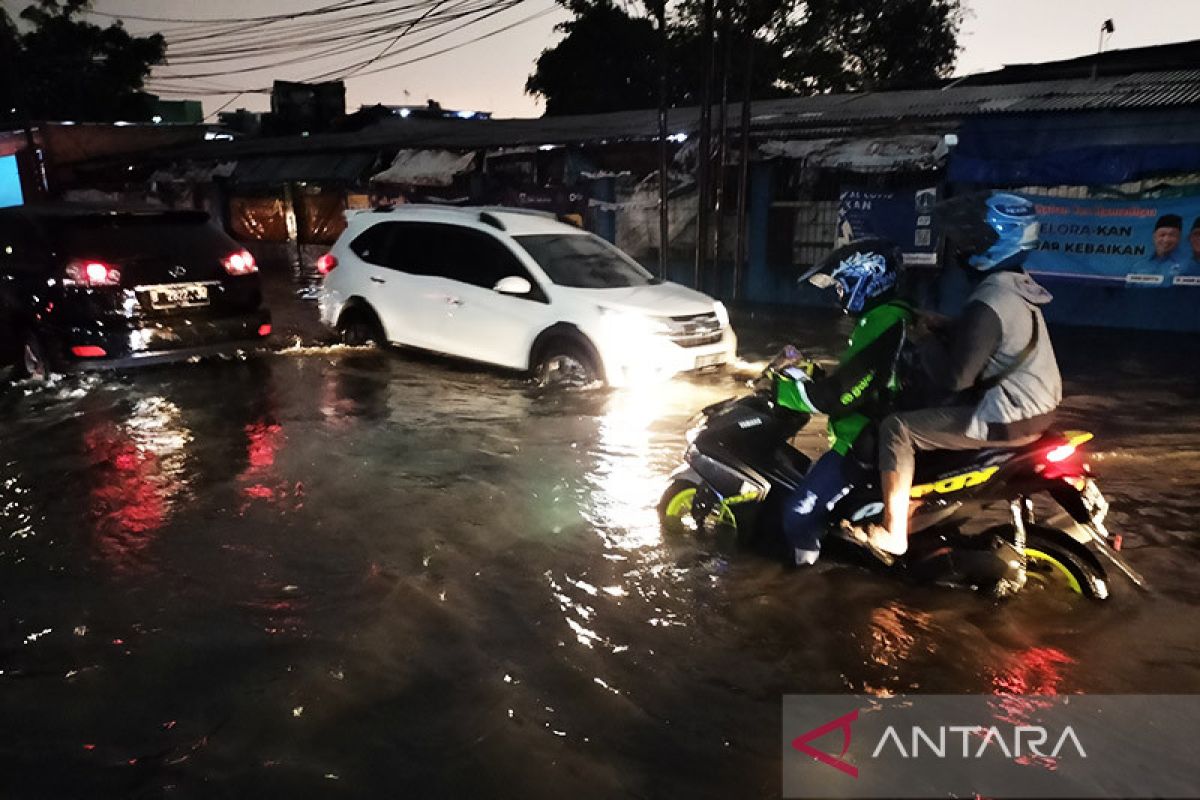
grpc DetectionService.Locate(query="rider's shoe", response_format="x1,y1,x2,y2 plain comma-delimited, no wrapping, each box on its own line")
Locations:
793,547,820,566
865,524,908,557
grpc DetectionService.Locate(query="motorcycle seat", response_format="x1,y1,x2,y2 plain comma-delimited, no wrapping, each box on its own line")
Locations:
911,431,1060,483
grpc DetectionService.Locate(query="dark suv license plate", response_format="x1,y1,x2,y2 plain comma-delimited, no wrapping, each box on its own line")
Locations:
146,282,212,310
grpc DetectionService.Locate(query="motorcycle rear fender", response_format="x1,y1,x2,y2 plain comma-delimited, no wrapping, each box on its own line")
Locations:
1025,523,1110,579
1048,482,1093,525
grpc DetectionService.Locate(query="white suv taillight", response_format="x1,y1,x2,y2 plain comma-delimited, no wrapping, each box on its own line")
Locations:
64,259,122,287
316,253,338,275
223,249,258,276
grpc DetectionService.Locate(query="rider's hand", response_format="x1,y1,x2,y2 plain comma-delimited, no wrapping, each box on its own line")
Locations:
782,365,812,382
914,312,952,338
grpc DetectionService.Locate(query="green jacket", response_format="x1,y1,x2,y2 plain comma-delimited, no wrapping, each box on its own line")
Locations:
775,300,914,455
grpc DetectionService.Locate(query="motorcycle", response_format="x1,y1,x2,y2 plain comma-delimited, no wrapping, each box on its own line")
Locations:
657,353,1145,600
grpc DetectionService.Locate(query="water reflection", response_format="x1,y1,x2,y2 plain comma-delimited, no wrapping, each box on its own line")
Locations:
0,461,38,543
990,646,1074,696
238,419,295,510
987,647,1075,769
861,602,936,697
583,387,670,553
83,396,193,575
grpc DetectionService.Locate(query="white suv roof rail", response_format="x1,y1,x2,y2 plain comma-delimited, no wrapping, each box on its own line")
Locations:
344,203,572,232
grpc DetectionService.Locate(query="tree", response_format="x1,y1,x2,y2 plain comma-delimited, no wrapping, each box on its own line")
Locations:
776,0,963,94
526,1,785,115
525,2,661,115
0,0,166,125
526,0,963,114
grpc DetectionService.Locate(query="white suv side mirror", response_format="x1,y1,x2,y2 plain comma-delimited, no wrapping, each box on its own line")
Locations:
493,276,532,295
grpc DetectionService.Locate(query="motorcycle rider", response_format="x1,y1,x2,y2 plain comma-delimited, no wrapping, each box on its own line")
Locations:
772,239,915,565
868,192,1062,557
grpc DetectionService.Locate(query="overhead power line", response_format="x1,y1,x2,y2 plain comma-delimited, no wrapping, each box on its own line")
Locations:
84,0,379,27
126,0,557,104
159,0,503,70
328,5,560,80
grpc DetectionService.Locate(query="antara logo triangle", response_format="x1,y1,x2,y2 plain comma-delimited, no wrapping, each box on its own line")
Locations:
791,708,859,778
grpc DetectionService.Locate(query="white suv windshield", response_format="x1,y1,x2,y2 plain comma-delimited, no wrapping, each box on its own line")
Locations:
514,233,658,288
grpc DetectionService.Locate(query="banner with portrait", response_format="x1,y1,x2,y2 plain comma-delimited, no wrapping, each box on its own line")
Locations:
1022,194,1200,288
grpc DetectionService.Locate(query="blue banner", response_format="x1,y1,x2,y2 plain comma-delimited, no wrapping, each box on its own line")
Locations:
0,155,24,208
1023,194,1200,288
837,186,938,265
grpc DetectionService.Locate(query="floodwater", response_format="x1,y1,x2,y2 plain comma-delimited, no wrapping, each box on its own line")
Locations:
2,296,1200,799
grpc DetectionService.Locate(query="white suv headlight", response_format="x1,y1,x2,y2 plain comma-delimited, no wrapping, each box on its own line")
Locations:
713,301,730,328
597,307,670,336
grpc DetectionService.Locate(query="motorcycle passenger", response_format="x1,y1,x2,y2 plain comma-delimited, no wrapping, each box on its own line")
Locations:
773,239,915,565
868,192,1062,557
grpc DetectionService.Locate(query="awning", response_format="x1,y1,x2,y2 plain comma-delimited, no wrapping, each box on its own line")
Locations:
948,109,1200,185
371,149,477,186
150,161,236,184
232,152,377,184
759,135,949,171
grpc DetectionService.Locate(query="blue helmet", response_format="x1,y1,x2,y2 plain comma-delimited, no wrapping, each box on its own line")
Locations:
936,192,1040,271
801,238,901,315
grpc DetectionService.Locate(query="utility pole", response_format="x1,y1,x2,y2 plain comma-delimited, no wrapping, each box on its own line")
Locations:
654,0,670,281
712,2,731,294
693,0,715,292
733,28,755,303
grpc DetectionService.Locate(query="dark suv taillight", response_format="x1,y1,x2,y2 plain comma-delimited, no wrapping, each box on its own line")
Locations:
222,249,258,276
64,259,122,288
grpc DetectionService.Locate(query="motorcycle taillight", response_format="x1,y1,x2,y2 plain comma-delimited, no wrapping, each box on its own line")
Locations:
1039,432,1093,480
1042,453,1089,481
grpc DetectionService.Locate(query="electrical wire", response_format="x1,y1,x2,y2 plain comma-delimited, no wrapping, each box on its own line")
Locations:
202,92,248,120
301,0,527,82
162,0,490,63
123,0,558,104
149,0,520,79
84,0,380,27
337,4,558,79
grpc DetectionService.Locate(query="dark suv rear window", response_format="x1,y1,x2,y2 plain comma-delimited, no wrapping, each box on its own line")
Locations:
48,213,240,282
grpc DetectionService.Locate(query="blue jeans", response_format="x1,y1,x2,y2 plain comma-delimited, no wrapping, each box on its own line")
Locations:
781,450,861,559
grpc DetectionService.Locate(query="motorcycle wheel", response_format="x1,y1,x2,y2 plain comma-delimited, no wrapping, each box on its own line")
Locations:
657,479,737,537
1024,530,1109,600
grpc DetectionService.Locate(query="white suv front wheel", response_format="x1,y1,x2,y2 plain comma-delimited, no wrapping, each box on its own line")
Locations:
534,341,599,387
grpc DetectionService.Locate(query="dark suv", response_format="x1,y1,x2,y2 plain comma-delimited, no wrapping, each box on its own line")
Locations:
0,205,271,379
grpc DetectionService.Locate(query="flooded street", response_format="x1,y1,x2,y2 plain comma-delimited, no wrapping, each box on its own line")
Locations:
2,294,1200,799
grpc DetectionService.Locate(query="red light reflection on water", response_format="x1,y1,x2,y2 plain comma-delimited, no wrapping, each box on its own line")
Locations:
246,421,281,471
239,421,303,511
991,646,1074,696
83,426,169,574
988,646,1077,770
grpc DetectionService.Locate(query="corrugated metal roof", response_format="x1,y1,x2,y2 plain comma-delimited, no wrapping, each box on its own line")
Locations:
89,69,1200,169
231,151,378,183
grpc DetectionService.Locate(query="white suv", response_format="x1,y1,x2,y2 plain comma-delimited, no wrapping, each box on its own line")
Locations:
316,205,737,387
